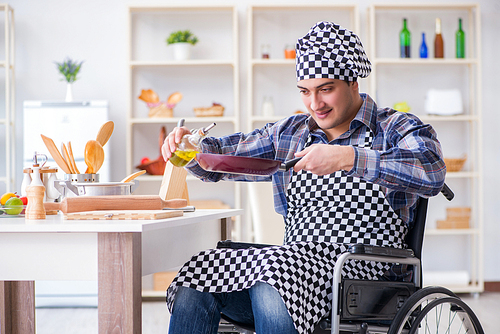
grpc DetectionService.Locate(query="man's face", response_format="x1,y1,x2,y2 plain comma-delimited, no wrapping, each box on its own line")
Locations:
297,78,360,141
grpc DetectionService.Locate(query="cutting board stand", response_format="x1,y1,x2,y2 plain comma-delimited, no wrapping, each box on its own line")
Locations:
159,161,190,204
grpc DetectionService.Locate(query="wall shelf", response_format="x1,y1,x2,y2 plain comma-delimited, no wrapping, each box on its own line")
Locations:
369,3,483,293
127,5,241,224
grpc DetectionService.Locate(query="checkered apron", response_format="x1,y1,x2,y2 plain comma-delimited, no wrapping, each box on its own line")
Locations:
166,129,407,334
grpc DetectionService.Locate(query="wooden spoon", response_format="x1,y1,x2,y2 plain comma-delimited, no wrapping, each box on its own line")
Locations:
67,141,80,174
61,143,75,174
120,170,146,183
96,121,114,147
84,140,105,174
40,134,72,174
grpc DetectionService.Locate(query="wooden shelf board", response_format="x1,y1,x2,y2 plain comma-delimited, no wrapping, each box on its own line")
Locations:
130,117,237,124
372,4,478,10
251,59,295,66
425,228,479,236
373,58,478,65
252,4,357,10
423,283,483,294
130,60,235,67
419,115,479,122
445,172,479,178
129,5,235,13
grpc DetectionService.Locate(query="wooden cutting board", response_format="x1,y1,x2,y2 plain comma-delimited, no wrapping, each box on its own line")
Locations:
64,210,183,220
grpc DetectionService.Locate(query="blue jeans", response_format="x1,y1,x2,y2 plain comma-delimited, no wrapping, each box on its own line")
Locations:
168,282,298,334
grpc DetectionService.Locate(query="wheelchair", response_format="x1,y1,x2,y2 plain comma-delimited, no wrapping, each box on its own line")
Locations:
217,183,485,334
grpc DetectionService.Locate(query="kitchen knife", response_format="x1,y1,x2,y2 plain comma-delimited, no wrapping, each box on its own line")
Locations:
44,195,187,214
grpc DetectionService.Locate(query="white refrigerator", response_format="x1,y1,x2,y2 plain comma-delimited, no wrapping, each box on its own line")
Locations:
23,100,110,307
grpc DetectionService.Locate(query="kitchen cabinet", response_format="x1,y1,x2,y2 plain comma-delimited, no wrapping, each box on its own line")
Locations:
246,4,360,132
0,4,14,193
127,5,240,219
368,3,483,293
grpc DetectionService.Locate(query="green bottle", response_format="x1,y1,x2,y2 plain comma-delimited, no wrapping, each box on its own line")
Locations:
400,18,411,58
456,18,465,58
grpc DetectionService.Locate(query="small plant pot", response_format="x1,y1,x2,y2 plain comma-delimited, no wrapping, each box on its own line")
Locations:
172,42,192,61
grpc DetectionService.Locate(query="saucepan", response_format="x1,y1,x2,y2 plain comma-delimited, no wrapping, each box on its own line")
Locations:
195,153,302,176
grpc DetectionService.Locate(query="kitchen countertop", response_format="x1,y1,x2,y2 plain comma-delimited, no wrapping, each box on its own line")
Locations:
0,208,243,233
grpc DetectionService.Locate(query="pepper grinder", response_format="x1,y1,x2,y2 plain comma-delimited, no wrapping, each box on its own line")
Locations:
26,156,46,220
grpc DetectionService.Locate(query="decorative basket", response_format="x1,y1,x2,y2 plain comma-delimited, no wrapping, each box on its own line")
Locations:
148,103,173,118
437,207,471,229
444,155,466,172
193,105,224,117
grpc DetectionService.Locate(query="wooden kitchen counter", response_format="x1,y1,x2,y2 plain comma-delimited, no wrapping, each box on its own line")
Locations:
0,209,242,334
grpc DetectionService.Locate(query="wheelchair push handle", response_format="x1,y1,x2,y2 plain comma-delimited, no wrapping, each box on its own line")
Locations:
441,183,454,201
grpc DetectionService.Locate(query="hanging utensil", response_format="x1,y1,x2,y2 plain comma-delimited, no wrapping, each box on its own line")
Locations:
67,141,80,174
40,134,72,174
120,170,146,183
84,140,105,174
96,121,114,147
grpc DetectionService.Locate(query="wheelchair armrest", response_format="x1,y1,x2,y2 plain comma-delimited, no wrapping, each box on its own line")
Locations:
348,244,415,258
217,240,275,249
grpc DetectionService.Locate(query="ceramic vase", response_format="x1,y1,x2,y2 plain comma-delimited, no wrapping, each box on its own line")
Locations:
172,42,192,61
65,83,73,102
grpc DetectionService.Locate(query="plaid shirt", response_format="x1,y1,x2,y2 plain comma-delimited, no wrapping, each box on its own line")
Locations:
187,93,446,226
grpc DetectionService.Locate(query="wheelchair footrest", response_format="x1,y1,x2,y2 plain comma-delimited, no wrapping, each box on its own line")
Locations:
341,279,415,321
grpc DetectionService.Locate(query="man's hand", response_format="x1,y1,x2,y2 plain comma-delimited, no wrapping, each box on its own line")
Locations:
293,144,355,176
161,126,192,161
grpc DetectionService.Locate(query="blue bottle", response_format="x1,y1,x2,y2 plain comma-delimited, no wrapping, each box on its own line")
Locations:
420,32,428,58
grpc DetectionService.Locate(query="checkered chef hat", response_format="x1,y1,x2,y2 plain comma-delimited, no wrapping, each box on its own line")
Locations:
296,21,371,81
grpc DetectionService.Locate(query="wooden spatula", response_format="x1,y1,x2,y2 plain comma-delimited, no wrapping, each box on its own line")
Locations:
67,141,80,174
96,121,114,147
120,170,146,183
40,134,72,174
61,143,75,174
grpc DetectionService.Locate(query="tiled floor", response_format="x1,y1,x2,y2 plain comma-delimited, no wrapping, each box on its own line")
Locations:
35,292,498,333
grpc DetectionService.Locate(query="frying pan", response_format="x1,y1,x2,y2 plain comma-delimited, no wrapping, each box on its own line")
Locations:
195,153,302,176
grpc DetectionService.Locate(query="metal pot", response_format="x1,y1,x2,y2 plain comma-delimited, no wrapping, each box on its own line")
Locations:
54,173,139,197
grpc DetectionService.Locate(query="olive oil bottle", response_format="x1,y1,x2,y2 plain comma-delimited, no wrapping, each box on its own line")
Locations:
170,121,216,167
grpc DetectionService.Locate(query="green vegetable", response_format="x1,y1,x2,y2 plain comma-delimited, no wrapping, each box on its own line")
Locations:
166,30,198,45
55,57,84,83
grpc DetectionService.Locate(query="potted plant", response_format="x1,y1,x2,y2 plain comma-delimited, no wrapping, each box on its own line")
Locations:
166,30,198,60
55,57,84,102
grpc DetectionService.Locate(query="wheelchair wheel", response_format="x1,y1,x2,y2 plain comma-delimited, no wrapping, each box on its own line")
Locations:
388,286,483,334
406,296,483,334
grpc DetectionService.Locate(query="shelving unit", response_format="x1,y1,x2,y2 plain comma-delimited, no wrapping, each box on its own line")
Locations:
247,4,360,132
0,4,14,193
127,5,240,216
369,3,483,293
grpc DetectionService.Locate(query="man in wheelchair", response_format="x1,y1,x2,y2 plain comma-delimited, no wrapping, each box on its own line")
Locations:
162,21,452,334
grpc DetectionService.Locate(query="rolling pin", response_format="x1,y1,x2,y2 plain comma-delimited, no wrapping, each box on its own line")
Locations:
44,195,187,214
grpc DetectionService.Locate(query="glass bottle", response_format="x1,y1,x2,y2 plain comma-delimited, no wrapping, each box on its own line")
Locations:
434,18,444,58
419,32,428,58
456,18,465,58
169,122,216,167
400,18,411,58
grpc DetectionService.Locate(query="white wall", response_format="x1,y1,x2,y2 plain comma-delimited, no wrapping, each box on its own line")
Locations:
11,0,500,281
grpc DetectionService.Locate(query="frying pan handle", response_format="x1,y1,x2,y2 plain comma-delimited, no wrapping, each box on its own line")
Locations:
279,157,303,171
440,183,454,201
